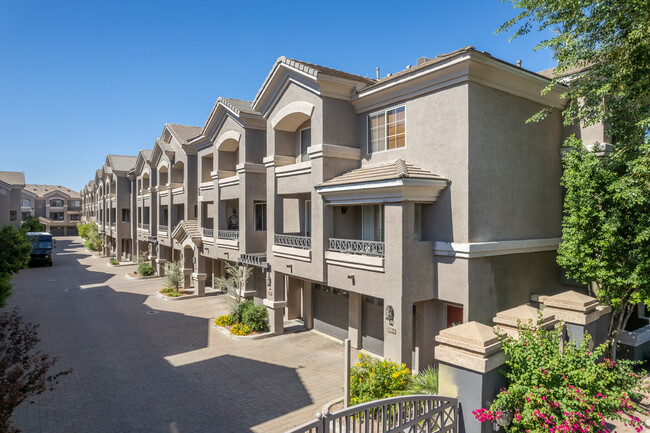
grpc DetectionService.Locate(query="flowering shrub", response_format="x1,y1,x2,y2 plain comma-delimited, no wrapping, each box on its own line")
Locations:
214,314,234,327
350,354,410,405
231,323,251,336
473,319,645,433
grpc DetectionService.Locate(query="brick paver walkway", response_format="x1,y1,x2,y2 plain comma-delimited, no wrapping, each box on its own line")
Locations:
9,237,359,433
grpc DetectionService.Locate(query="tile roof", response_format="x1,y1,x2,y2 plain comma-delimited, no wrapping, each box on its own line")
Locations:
536,64,591,79
166,123,202,145
107,155,138,172
171,219,202,242
0,171,25,186
139,149,153,161
254,56,376,106
319,159,446,187
155,138,174,152
24,184,81,198
218,98,258,116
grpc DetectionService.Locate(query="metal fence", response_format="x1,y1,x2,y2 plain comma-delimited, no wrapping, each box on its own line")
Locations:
275,234,311,249
287,395,458,433
218,229,239,240
329,238,385,257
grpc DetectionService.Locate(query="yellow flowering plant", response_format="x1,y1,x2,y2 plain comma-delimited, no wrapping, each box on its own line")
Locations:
349,354,410,405
231,323,251,336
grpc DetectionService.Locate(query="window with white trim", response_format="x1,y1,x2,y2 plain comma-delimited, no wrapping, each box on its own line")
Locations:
368,106,405,153
300,128,311,162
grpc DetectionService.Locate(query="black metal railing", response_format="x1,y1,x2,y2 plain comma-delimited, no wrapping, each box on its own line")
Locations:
275,234,311,249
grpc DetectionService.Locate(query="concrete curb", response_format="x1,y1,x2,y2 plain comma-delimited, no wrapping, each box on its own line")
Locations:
125,273,161,280
322,397,344,416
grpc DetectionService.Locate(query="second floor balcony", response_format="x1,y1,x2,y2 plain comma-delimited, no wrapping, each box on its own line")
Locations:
328,238,384,257
275,234,311,250
218,230,239,241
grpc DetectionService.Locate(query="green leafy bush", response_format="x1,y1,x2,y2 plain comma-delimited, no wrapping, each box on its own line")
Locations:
231,323,251,336
400,366,438,395
473,318,644,432
109,259,119,265
350,354,410,405
137,262,154,276
232,299,253,324
214,314,234,327
20,216,45,234
163,261,183,291
241,303,269,332
160,288,182,297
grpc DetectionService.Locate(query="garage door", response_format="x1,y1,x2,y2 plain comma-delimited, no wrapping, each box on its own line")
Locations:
313,284,349,341
362,296,384,356
67,226,78,236
50,227,64,236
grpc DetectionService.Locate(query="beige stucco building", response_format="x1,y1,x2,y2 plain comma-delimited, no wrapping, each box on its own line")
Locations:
0,171,25,229
22,184,82,235
80,47,609,367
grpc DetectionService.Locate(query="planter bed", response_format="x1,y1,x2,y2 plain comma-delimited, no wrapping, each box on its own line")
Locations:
157,290,196,301
125,272,160,280
212,323,273,340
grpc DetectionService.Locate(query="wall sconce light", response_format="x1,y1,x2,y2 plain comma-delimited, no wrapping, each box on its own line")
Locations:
224,252,229,258
497,409,513,427
385,305,394,325
347,274,355,285
341,206,348,214
286,264,293,272
192,256,196,264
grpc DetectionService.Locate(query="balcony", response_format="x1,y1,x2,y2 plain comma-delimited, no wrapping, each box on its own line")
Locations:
203,228,214,237
325,238,385,273
159,224,168,232
329,238,384,257
275,234,311,249
143,223,150,230
272,234,312,262
218,230,239,240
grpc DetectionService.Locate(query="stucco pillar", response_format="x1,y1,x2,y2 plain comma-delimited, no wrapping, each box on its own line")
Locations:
414,300,440,371
192,250,206,297
302,281,313,329
183,268,192,290
156,258,167,277
383,298,413,367
348,292,362,350
493,304,558,338
435,322,507,433
543,290,611,348
264,272,286,335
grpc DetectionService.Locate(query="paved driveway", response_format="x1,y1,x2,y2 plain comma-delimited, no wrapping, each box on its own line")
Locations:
9,238,358,433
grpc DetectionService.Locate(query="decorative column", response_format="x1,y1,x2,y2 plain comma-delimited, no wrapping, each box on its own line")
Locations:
493,305,558,337
543,290,611,348
156,258,167,277
435,322,506,433
264,271,286,335
192,250,206,297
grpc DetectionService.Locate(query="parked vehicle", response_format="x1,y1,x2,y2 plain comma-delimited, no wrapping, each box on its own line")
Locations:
26,232,55,266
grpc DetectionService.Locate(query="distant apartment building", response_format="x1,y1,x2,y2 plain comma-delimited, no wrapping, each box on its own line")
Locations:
81,47,609,367
0,171,25,229
22,184,82,235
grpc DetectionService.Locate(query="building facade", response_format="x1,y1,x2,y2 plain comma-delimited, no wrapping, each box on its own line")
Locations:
21,184,82,235
0,171,25,229
81,47,605,367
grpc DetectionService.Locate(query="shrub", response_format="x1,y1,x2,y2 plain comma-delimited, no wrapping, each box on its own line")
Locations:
109,259,119,265
350,354,410,405
215,314,234,327
241,303,269,332
400,366,438,395
232,299,253,324
473,317,644,433
231,323,251,336
20,216,45,234
215,263,252,318
163,261,183,292
159,288,181,297
138,262,154,277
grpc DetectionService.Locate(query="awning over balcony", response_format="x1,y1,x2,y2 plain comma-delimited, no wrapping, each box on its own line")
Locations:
316,159,449,204
171,220,202,248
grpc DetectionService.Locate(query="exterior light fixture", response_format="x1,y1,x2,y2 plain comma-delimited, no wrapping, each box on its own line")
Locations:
497,409,513,427
341,206,348,214
385,305,394,325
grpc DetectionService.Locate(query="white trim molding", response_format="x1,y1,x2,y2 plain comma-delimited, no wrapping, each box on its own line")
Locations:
434,238,562,258
308,144,361,161
317,178,448,205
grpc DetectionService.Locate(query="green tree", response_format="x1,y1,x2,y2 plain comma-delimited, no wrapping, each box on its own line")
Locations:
558,140,650,358
163,261,184,292
499,0,650,357
214,263,252,322
498,0,650,151
19,216,45,234
0,225,32,307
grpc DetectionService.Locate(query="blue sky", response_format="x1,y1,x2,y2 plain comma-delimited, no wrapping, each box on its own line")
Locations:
0,0,555,191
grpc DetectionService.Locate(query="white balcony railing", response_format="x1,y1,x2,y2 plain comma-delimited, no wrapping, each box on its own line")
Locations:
275,234,311,250
329,238,385,257
159,224,168,232
218,230,239,240
203,228,214,237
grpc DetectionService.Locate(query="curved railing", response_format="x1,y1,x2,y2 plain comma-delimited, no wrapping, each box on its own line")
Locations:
275,234,311,249
286,394,458,433
329,238,385,257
